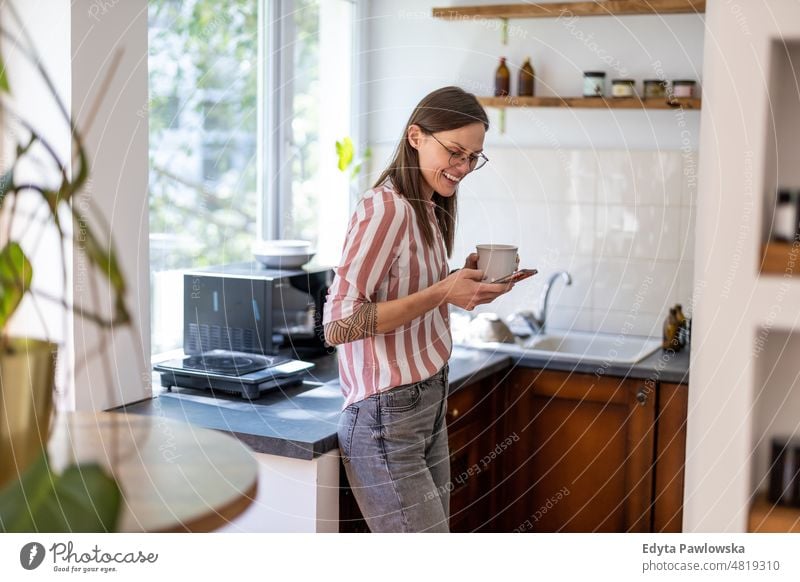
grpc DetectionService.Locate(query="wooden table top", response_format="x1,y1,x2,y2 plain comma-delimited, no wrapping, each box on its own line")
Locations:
47,412,258,532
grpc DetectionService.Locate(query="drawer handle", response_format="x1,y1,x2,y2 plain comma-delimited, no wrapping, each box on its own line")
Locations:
450,407,460,418
636,389,648,406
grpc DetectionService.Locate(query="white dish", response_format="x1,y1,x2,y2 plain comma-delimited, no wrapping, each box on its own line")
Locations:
252,239,315,268
253,251,316,269
252,239,312,255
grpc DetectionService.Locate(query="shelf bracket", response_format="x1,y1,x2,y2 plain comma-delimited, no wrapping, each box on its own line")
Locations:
498,108,506,135
501,18,509,45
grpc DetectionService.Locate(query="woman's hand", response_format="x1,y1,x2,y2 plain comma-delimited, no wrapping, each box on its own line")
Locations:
463,252,520,271
435,268,514,311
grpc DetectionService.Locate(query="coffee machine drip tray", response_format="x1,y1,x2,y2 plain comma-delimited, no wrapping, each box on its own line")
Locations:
154,349,315,399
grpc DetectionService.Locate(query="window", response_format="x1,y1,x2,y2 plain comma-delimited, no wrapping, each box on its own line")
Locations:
148,0,358,354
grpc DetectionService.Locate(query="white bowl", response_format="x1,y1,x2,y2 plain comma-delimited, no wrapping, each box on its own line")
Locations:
252,240,315,268
252,239,312,255
254,252,316,269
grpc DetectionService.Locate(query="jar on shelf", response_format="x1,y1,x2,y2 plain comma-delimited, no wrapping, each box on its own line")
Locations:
583,71,605,97
611,79,636,98
643,79,669,99
672,79,697,99
773,189,800,242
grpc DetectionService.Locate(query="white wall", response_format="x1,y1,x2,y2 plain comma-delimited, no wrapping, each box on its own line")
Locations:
1,0,150,411
686,0,800,532
1,0,72,391
70,0,151,410
365,0,703,336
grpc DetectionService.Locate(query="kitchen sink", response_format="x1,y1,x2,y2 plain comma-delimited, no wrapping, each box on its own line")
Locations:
464,329,662,365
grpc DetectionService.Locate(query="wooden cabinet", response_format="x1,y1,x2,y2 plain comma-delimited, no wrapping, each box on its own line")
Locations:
652,382,688,532
338,371,506,532
446,371,504,532
496,368,662,532
339,366,688,533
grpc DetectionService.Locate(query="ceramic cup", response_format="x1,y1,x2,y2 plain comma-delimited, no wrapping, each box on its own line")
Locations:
476,244,518,282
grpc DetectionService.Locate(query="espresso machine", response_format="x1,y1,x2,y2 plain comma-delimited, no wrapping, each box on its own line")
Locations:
154,262,334,398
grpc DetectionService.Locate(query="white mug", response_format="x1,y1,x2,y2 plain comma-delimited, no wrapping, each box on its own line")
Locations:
476,244,518,282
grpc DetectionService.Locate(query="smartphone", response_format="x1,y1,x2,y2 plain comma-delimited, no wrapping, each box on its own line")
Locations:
491,268,538,284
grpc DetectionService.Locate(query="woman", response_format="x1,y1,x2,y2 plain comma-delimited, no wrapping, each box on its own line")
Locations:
322,86,514,533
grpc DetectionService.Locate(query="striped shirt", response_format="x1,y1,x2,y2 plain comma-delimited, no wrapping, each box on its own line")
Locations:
322,181,452,409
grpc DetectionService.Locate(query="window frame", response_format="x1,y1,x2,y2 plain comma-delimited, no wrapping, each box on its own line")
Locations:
258,0,365,242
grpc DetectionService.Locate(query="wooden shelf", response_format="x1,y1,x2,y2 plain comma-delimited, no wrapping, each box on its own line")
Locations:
748,494,800,532
761,241,800,276
478,95,701,110
433,1,705,20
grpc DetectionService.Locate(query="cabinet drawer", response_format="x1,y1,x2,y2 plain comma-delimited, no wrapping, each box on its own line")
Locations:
447,378,496,432
448,426,495,532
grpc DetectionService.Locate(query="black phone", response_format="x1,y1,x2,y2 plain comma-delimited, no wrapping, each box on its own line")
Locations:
491,268,538,284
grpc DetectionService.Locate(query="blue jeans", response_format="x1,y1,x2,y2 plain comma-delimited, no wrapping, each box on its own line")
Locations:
338,364,450,532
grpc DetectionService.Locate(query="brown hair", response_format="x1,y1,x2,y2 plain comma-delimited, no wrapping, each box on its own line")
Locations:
373,86,489,258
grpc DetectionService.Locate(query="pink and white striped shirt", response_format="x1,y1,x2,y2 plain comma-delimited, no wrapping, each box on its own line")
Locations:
322,181,452,409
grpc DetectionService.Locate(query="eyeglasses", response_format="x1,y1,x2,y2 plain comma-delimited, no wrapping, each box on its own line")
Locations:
425,131,489,171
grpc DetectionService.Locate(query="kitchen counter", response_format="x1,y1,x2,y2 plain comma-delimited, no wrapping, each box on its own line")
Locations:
121,344,688,461
120,346,512,461
476,343,691,385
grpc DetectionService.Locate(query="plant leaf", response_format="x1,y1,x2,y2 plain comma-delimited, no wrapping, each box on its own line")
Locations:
335,137,354,172
0,242,33,329
72,208,127,299
0,453,121,532
0,450,51,531
0,48,10,93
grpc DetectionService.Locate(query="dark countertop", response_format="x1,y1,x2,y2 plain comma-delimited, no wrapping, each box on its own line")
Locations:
468,344,691,386
120,346,512,461
120,344,689,460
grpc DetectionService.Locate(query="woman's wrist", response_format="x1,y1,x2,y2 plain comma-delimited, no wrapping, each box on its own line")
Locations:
426,279,449,308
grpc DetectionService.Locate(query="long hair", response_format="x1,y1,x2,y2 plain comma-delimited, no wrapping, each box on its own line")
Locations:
373,86,489,258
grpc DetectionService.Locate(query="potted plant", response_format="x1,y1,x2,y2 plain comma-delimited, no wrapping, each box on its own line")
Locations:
0,4,130,531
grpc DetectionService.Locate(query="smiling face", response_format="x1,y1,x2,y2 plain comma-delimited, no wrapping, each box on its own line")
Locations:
407,122,486,199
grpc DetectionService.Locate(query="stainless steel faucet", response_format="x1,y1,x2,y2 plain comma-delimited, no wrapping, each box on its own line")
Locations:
512,271,573,336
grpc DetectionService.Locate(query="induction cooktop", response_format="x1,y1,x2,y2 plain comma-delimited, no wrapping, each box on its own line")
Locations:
154,349,315,399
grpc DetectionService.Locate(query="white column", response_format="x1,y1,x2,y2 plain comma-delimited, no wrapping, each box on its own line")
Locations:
69,0,150,410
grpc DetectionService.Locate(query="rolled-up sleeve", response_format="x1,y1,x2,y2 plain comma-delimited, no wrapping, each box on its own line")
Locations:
323,191,408,325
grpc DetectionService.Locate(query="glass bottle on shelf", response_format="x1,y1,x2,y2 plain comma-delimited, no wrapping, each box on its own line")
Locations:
518,57,535,97
495,57,510,97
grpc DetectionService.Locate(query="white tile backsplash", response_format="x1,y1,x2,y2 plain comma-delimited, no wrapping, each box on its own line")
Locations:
632,151,685,207
679,204,697,262
627,205,682,261
593,258,680,315
547,305,595,333
677,260,696,313
596,150,637,206
367,146,696,337
591,308,662,338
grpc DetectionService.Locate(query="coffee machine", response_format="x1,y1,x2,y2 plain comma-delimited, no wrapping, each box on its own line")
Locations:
181,261,334,358
154,262,334,398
